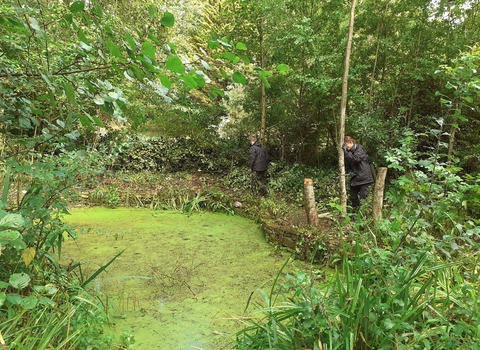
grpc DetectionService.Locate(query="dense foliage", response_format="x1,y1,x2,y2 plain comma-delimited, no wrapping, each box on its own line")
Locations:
1,0,480,349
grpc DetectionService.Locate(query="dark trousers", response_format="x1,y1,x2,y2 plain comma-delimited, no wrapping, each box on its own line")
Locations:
253,170,268,196
349,183,371,209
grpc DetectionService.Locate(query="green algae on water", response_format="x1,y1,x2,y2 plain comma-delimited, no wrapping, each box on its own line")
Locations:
62,208,294,350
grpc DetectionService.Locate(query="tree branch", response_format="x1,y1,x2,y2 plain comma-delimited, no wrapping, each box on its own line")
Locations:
0,65,115,78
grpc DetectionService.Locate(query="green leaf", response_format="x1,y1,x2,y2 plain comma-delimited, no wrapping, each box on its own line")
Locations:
9,273,30,290
78,29,89,44
181,75,198,88
93,5,103,17
0,292,5,308
148,5,158,19
139,57,158,73
19,117,31,128
63,14,73,25
7,295,22,305
70,1,85,13
157,74,171,88
210,88,225,98
81,250,125,288
276,64,290,75
125,34,136,51
208,40,220,49
21,295,38,310
194,74,206,88
124,70,134,81
64,82,76,104
168,42,177,52
238,53,250,65
105,39,122,58
129,64,144,80
0,213,25,229
101,101,114,115
259,74,271,88
201,60,212,71
85,80,95,93
93,95,104,105
66,113,79,128
91,116,103,126
235,42,247,51
141,42,156,60
166,55,185,74
219,68,228,79
38,297,56,307
148,32,160,45
232,72,247,84
116,100,127,111
27,16,41,32
220,52,239,63
79,115,92,128
0,230,20,244
65,131,80,140
41,73,54,91
160,12,175,27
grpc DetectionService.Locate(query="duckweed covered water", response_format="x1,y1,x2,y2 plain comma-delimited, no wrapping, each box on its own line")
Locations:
62,208,299,350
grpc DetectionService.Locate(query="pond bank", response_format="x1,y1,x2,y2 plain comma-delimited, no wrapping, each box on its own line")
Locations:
61,207,306,350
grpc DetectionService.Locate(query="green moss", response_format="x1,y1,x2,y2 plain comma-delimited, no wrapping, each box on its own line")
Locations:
62,208,298,349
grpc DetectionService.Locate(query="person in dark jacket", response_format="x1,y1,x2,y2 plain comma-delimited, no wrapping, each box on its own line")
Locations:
343,136,374,211
249,135,269,197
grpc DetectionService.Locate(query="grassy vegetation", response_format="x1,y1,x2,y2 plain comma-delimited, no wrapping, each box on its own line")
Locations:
1,132,479,349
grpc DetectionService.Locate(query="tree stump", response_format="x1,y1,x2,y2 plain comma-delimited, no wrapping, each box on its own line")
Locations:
303,178,318,227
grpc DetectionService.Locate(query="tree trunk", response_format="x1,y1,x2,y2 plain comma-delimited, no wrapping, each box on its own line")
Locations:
258,19,267,143
368,2,388,109
338,0,357,214
448,121,456,163
372,167,388,222
303,178,318,227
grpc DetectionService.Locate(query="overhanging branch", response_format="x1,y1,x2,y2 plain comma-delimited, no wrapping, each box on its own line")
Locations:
0,65,114,78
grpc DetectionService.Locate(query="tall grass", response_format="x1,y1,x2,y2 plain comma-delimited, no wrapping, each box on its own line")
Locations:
234,238,479,350
0,292,112,350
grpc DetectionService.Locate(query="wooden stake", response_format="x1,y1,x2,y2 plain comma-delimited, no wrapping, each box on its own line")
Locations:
303,178,318,227
0,329,7,350
372,167,388,222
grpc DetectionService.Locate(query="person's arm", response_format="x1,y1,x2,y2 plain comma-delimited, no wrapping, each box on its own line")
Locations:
249,147,257,170
344,145,367,164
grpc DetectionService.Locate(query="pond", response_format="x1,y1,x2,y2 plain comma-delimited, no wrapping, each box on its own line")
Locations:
62,208,303,350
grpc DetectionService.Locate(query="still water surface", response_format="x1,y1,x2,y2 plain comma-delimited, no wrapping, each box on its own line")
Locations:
62,208,300,350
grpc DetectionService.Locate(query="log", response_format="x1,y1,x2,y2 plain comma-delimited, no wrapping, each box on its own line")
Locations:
303,178,318,227
372,167,388,222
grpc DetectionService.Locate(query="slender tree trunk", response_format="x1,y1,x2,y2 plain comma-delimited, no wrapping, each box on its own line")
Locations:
369,2,388,109
406,31,422,126
304,178,318,227
373,167,388,222
448,123,456,162
338,0,357,214
258,19,266,143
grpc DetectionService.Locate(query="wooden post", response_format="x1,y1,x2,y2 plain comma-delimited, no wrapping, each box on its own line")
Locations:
304,178,318,227
372,167,388,222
